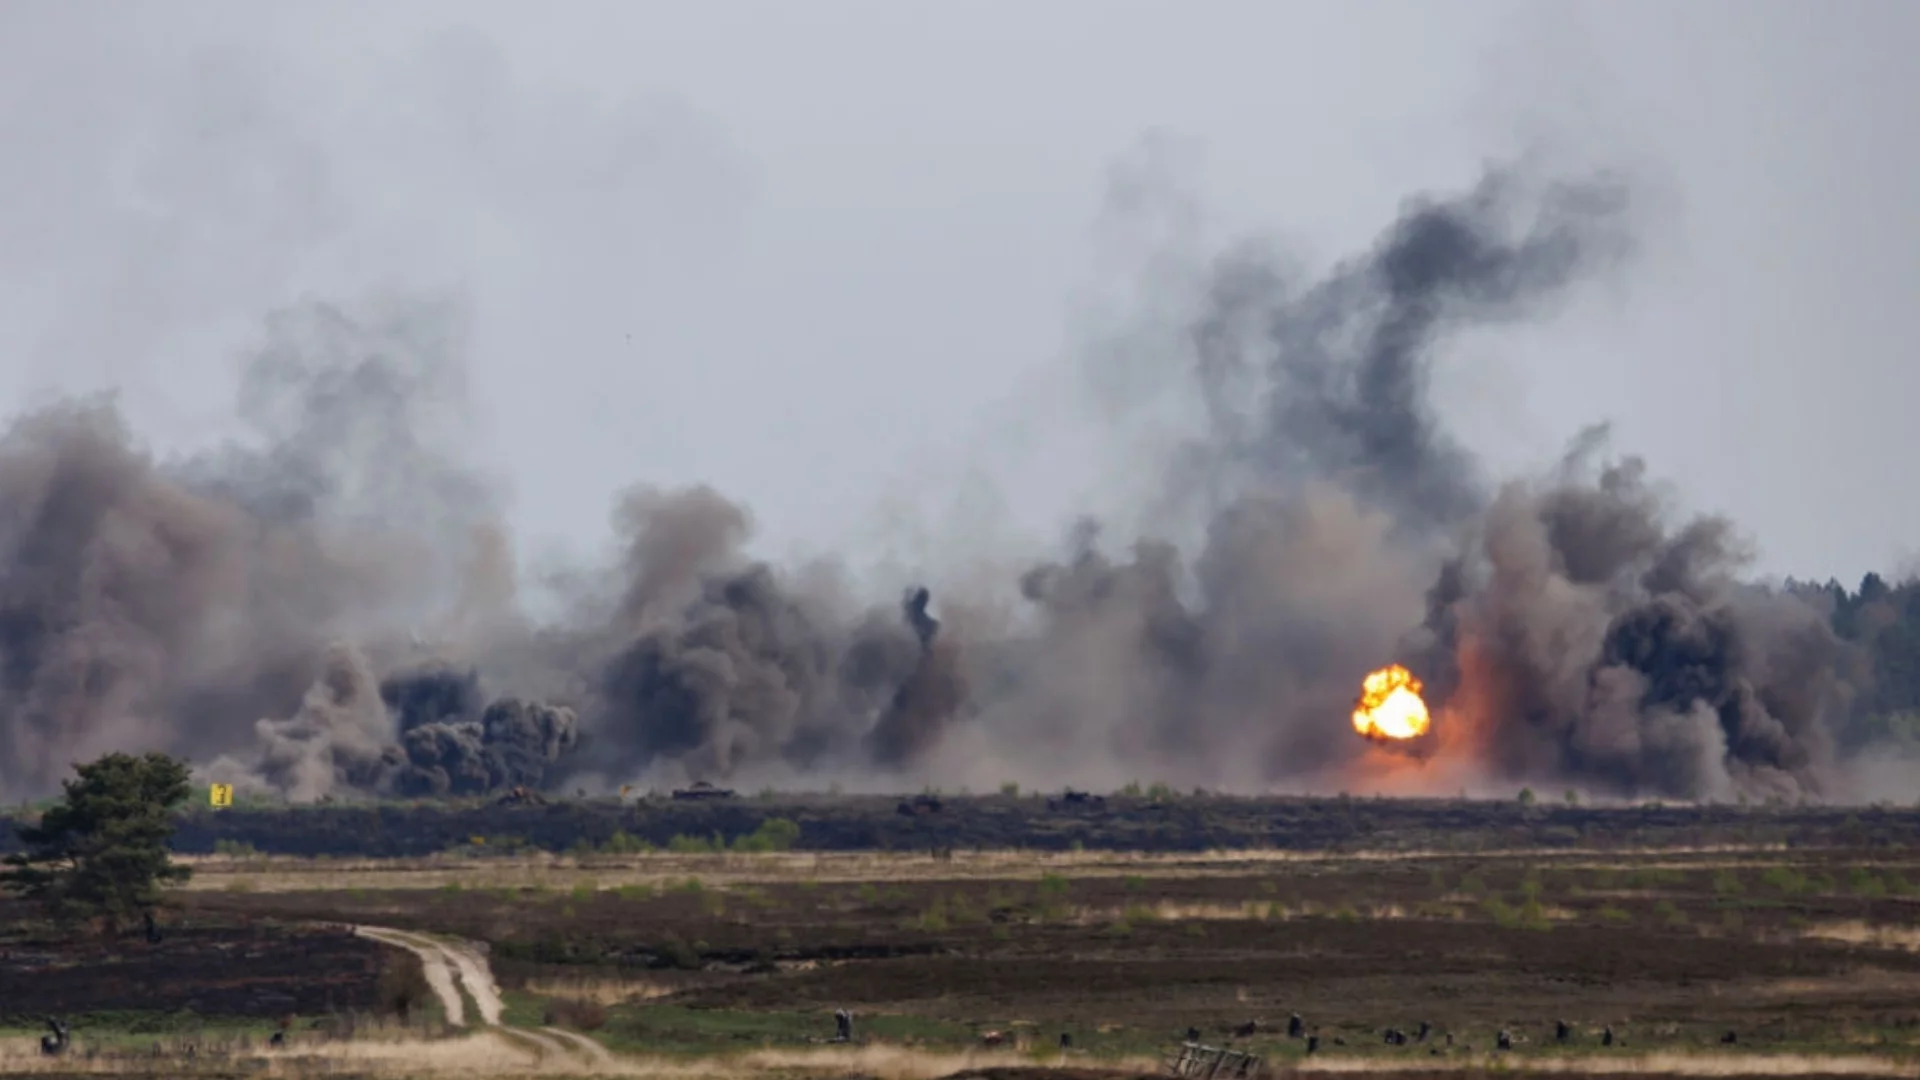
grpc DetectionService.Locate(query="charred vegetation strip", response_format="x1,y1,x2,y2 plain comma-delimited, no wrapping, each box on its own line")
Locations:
0,914,394,1025
0,795,1904,860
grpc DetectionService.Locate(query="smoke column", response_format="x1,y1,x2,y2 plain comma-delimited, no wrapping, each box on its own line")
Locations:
0,155,1883,802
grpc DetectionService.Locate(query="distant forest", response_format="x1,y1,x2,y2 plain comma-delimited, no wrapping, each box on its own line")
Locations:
1786,573,1920,751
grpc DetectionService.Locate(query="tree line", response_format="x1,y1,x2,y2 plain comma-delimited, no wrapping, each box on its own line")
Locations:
1783,572,1920,751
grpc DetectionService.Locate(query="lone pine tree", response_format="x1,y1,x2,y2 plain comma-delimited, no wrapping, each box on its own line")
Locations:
2,751,194,932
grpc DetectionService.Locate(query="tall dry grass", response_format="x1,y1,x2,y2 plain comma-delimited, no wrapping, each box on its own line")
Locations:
7,1035,1918,1079
1800,921,1920,952
525,975,675,1006
0,1031,1152,1078
1298,1051,1919,1076
177,842,1920,896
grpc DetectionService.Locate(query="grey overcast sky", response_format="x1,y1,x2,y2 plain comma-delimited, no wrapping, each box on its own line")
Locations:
2,0,1916,589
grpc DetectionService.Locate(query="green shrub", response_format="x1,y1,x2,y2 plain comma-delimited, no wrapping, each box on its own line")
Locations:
1849,867,1887,898
730,817,801,853
1761,865,1807,894
660,933,700,969
1654,899,1687,927
918,899,950,931
601,830,654,854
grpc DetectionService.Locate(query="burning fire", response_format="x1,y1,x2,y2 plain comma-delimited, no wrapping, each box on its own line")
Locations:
1352,664,1431,741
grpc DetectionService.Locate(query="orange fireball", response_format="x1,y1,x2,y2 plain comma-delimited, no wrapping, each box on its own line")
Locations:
1352,664,1431,741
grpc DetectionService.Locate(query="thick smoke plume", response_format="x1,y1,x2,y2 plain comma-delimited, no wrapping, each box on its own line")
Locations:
0,156,1893,803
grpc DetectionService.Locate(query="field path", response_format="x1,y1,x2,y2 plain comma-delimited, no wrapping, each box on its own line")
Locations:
354,924,611,1067
435,935,505,1025
500,1027,577,1062
355,925,467,1025
542,1025,616,1065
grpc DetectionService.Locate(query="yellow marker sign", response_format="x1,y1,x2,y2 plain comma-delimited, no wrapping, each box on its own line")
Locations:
209,783,234,808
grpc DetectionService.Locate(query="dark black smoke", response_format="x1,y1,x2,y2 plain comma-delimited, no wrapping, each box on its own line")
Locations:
394,694,579,797
0,152,1888,803
383,665,485,732
1401,445,1846,799
375,664,579,796
583,492,955,785
866,587,968,767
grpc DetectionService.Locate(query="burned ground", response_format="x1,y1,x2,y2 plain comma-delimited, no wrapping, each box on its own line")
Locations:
8,798,1920,1073
168,845,1920,1061
0,912,398,1027
3,793,1912,859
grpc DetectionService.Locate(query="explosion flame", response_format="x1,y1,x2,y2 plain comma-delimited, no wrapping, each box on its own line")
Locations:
1352,664,1431,742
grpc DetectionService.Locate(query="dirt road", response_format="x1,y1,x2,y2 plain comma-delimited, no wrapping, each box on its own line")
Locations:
357,926,471,1026
542,1024,616,1065
354,925,606,1068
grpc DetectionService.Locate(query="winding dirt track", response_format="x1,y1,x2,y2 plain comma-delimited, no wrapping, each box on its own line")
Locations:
356,926,470,1026
354,924,606,1067
542,1025,616,1066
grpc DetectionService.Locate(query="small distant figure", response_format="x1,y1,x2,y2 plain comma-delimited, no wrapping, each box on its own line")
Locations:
1445,1033,1454,1048
1416,1020,1431,1042
1288,1013,1304,1038
1496,1029,1513,1051
1235,1020,1259,1038
1059,1032,1072,1049
1556,1020,1570,1044
269,1031,286,1049
1721,1030,1737,1045
143,909,162,944
1187,1026,1201,1043
1602,1025,1615,1047
40,1017,69,1057
1384,1028,1406,1045
1305,1035,1320,1055
834,1009,852,1042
